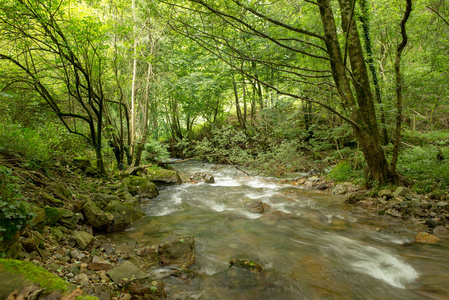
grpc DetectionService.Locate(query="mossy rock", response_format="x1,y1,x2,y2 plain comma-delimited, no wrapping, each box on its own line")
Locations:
44,206,62,226
0,259,72,299
123,176,158,199
229,259,263,271
145,168,182,185
73,157,92,171
104,200,144,232
40,191,64,207
28,206,46,230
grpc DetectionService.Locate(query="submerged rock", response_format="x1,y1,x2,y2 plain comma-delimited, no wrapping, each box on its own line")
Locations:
190,172,215,183
158,235,195,268
245,201,271,214
415,232,440,244
125,278,166,299
229,259,263,271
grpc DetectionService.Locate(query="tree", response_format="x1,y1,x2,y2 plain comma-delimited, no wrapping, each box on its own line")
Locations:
162,0,414,184
0,0,110,172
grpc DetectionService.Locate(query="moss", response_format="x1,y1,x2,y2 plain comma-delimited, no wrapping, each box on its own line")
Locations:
0,258,71,293
44,206,62,226
76,295,99,300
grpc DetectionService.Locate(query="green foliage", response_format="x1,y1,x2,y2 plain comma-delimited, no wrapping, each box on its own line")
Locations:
179,125,309,175
0,166,33,253
144,139,170,161
0,259,71,293
0,124,49,168
0,123,88,169
398,145,449,193
327,160,365,184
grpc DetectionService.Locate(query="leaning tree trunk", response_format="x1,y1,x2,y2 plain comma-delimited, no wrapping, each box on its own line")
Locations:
318,0,392,184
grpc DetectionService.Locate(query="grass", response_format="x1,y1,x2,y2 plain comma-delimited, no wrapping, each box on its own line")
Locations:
397,145,449,193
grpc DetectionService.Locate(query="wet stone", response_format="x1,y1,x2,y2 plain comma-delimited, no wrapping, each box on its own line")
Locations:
415,232,440,244
158,235,195,268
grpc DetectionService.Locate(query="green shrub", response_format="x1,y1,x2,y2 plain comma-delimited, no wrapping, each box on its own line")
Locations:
398,145,449,193
0,166,33,255
144,139,170,162
327,160,365,184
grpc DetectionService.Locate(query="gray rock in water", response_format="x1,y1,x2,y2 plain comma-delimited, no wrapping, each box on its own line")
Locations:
190,172,215,183
158,235,195,268
125,278,167,299
106,261,148,283
74,231,93,250
246,201,270,214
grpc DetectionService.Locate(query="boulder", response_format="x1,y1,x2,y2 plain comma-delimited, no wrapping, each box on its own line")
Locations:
74,231,94,249
190,172,215,183
73,157,91,171
125,278,166,300
59,209,79,230
0,259,74,300
43,206,62,226
204,258,277,299
121,176,159,200
415,232,440,244
245,201,271,214
437,201,449,208
28,206,46,229
158,235,195,268
106,261,148,283
378,190,393,199
82,201,113,232
331,182,358,195
92,193,122,210
393,187,408,198
104,200,144,232
146,168,182,185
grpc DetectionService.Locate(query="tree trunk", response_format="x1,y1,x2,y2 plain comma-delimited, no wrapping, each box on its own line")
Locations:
318,0,392,184
391,0,412,180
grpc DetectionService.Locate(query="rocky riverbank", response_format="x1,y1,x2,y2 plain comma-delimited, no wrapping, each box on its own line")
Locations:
2,159,448,299
288,173,449,244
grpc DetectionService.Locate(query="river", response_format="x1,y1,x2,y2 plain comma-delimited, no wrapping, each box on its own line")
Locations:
110,161,449,299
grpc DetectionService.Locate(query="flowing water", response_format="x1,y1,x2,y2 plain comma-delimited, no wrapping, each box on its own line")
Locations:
110,161,449,299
